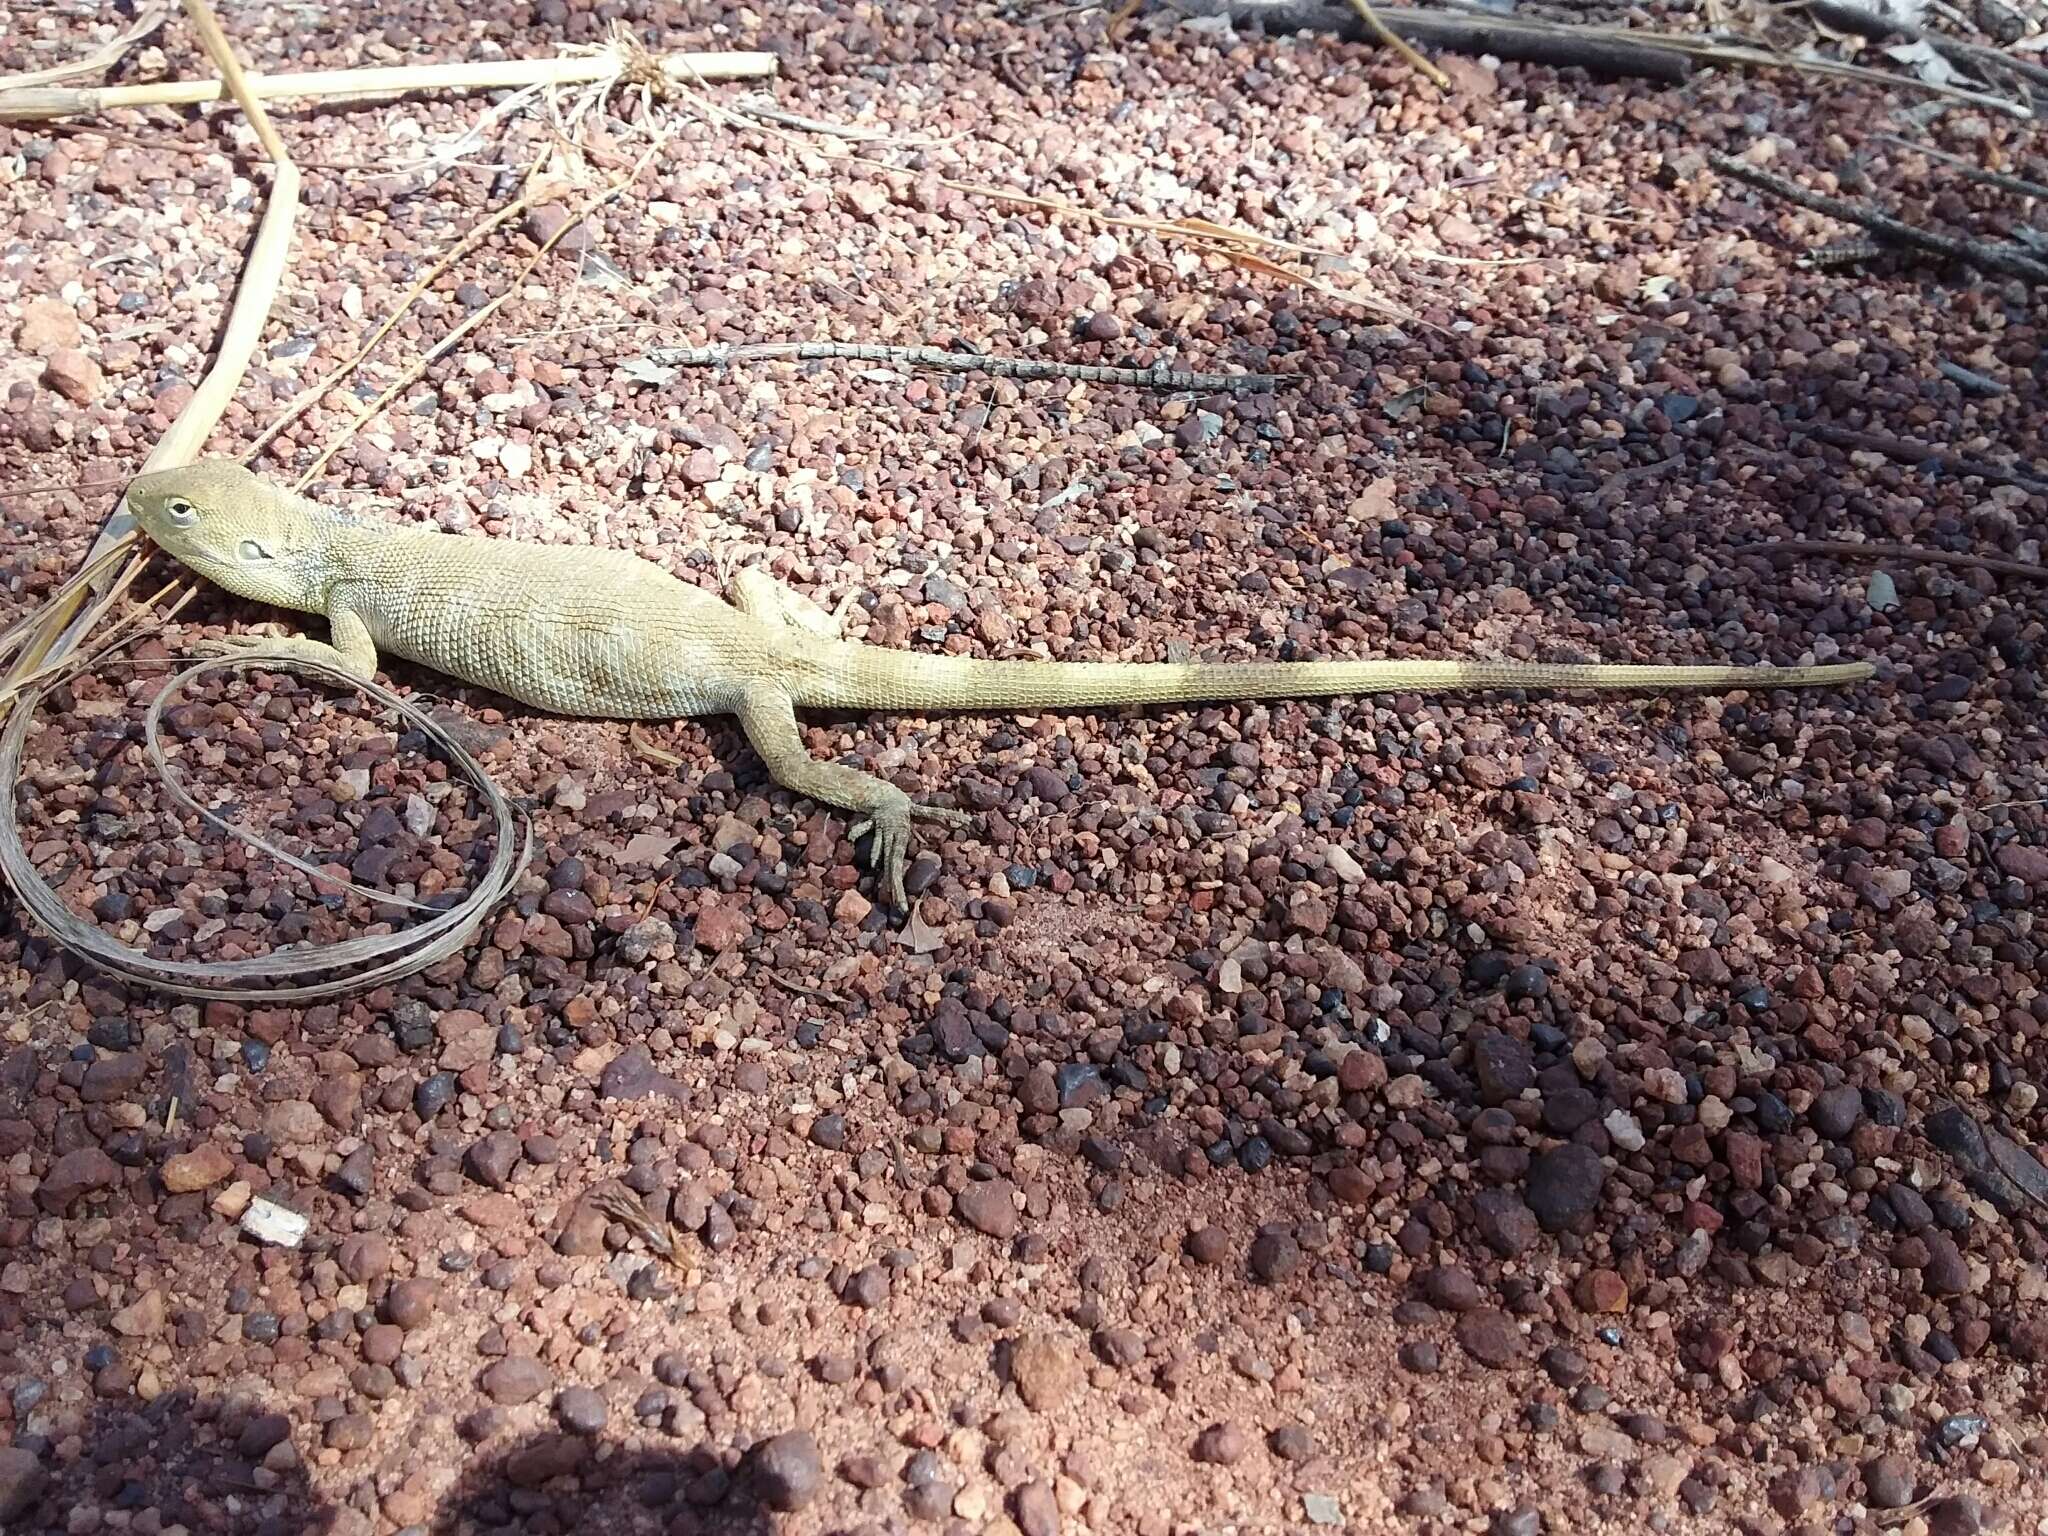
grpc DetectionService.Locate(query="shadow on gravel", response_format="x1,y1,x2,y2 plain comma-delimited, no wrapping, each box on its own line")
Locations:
7,1389,336,1536
433,1429,777,1536
11,1400,781,1536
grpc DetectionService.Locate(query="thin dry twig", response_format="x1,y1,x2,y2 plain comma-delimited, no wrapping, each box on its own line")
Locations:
1167,0,2031,111
724,94,895,142
842,154,1422,325
2,0,301,700
638,341,1285,392
173,0,288,172
243,149,552,463
1802,0,2048,98
1105,0,1149,40
1709,151,2048,284
1172,0,1693,79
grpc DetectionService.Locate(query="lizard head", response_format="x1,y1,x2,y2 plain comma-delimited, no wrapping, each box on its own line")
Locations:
126,459,328,612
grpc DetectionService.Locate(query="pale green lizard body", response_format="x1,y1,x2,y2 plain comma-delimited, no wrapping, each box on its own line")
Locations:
124,460,1876,907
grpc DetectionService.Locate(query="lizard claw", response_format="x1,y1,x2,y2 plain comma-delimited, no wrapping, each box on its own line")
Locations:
849,797,972,909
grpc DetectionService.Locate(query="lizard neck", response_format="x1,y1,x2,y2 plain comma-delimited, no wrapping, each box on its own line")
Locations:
288,500,404,609
197,489,399,615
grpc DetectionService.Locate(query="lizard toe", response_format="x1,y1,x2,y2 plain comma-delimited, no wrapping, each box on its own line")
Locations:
189,633,274,660
850,806,918,909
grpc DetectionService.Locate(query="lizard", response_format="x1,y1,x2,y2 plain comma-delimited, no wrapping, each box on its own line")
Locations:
122,459,1877,908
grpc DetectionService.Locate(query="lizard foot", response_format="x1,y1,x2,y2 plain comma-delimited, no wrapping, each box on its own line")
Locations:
849,796,972,910
185,632,375,685
187,631,290,661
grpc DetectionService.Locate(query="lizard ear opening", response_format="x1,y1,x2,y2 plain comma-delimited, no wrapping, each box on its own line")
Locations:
236,538,274,563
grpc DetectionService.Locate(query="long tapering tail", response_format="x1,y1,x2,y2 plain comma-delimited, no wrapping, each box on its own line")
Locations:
796,643,1877,712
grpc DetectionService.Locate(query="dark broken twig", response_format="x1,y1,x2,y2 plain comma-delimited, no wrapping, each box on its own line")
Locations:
1735,539,2048,584
1709,152,2048,285
639,342,1284,392
1170,0,1693,80
1805,422,2048,494
1875,134,2048,203
1801,0,2048,104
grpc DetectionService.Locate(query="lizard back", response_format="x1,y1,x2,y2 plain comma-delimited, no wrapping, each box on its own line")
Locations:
328,523,772,718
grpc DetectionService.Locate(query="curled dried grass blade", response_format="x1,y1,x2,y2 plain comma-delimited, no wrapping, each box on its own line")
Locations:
628,724,685,767
143,663,445,913
0,3,170,91
0,653,529,1000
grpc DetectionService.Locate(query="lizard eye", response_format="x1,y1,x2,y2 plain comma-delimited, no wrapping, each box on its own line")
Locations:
164,497,198,525
236,539,274,562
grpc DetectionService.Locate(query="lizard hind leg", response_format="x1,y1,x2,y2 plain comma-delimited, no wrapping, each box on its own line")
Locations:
733,680,968,909
725,565,856,642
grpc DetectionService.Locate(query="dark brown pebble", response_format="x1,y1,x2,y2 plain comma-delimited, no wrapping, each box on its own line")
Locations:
464,1129,521,1188
36,1147,118,1213
1419,1265,1484,1312
838,1452,887,1489
1014,1481,1059,1536
555,1385,607,1435
1455,1309,1525,1368
479,1356,551,1405
1863,1453,1915,1509
1248,1229,1300,1282
956,1178,1018,1238
1191,1422,1249,1464
507,1434,589,1488
842,1266,889,1307
1268,1424,1316,1461
1927,1495,1984,1536
382,1277,438,1329
1525,1143,1606,1231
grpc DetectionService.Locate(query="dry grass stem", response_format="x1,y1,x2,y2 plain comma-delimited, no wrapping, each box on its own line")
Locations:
243,150,552,463
0,48,778,122
292,132,669,489
639,341,1283,392
0,0,316,997
1341,0,1453,88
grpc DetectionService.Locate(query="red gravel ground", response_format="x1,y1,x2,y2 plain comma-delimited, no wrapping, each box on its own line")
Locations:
3,1,2047,1534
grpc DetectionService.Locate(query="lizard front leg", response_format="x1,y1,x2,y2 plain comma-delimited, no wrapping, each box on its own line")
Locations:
734,680,967,909
196,605,379,686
